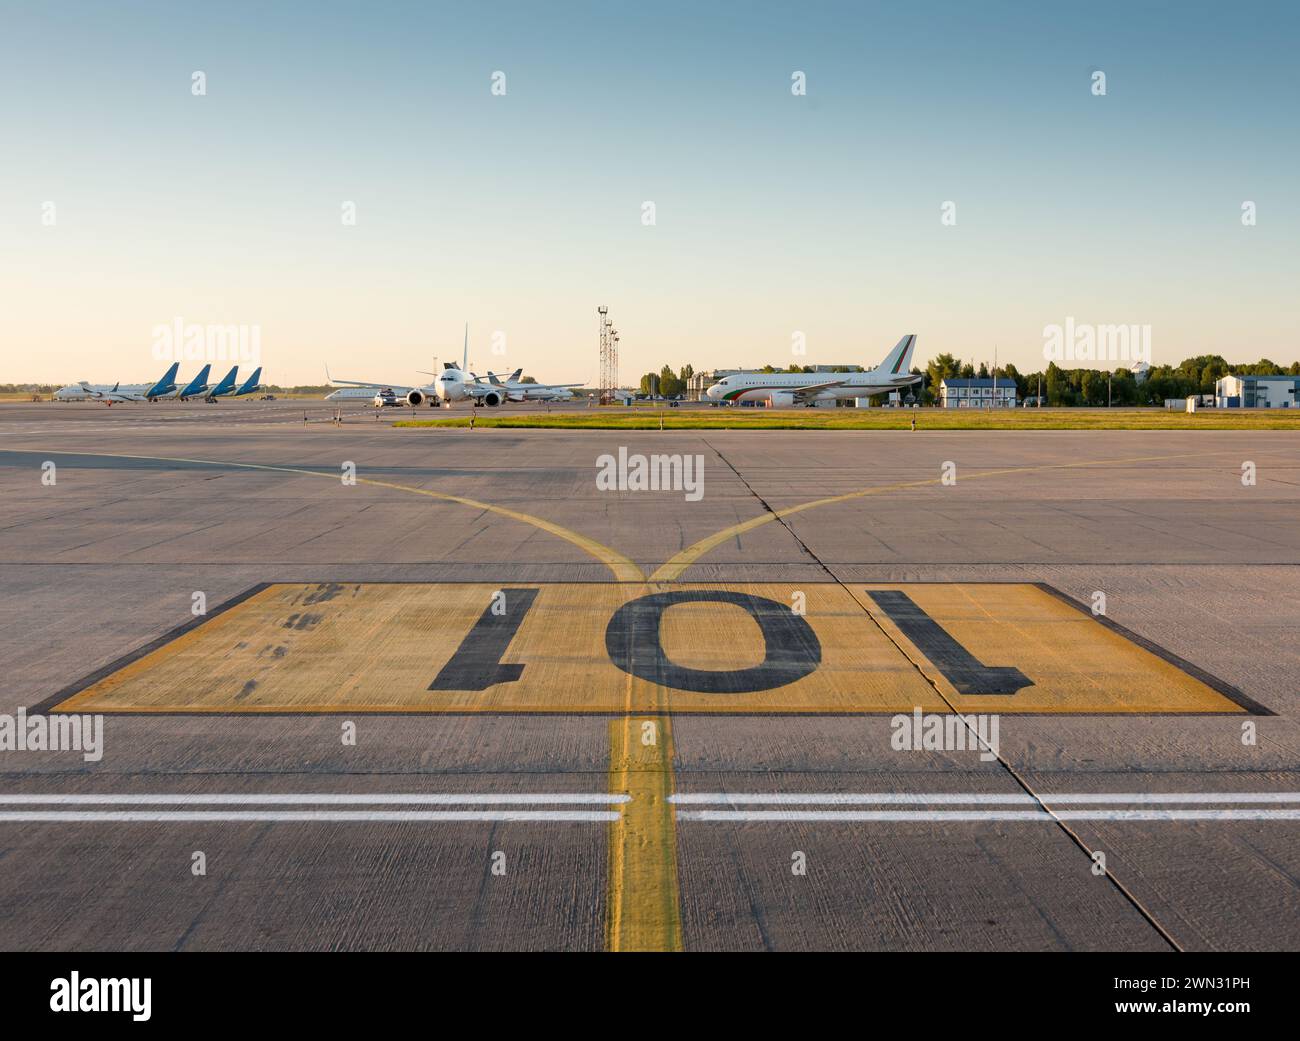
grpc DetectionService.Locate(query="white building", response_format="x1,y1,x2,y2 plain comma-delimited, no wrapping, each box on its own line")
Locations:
939,378,1018,409
1215,375,1300,408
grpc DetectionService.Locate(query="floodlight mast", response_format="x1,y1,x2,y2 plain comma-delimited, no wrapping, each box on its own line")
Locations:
598,307,619,404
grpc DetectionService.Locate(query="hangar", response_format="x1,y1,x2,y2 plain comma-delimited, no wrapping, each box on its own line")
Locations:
1215,374,1300,408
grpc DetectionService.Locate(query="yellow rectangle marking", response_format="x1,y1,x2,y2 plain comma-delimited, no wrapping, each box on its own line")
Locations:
52,582,1248,715
850,583,1245,714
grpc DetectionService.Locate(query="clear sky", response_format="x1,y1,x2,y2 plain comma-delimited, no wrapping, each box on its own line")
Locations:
2,0,1297,385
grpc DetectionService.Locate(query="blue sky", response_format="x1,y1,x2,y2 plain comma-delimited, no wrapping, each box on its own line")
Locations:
2,0,1297,383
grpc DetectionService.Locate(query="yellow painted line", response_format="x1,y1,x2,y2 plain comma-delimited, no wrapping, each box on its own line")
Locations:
4,448,644,582
649,451,1223,581
606,672,682,951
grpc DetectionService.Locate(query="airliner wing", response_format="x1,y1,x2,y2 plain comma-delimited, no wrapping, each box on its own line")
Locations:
325,367,414,394
790,380,845,402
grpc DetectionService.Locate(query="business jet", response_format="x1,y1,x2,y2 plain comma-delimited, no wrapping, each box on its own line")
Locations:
324,385,403,406
55,380,150,404
705,335,921,406
54,361,182,404
324,385,383,401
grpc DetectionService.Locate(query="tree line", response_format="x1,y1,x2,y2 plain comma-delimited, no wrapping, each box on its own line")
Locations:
921,354,1299,406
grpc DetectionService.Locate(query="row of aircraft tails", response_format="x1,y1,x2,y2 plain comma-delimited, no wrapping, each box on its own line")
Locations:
54,363,264,404
326,326,583,407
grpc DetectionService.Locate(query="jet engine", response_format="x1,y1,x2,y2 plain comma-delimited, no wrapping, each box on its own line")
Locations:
406,389,426,407
769,391,796,408
480,390,503,407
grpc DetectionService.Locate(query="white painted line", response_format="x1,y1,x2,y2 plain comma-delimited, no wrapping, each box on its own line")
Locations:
0,810,619,823
1049,793,1300,804
677,809,1300,822
670,792,1300,806
678,810,1052,821
670,793,1039,805
0,793,628,806
1053,810,1300,820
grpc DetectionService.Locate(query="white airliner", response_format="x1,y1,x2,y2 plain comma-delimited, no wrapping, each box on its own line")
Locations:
706,335,921,406
327,326,582,408
325,367,437,407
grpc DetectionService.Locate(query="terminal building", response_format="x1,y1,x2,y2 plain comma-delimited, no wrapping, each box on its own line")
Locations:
939,377,1018,408
1214,374,1300,408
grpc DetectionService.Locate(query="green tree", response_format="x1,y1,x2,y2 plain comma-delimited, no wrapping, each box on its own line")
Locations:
926,353,961,392
658,365,684,398
1046,362,1067,406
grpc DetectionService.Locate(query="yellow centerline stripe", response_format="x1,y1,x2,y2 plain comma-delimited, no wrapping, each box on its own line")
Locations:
3,448,645,583
606,706,682,950
649,451,1219,581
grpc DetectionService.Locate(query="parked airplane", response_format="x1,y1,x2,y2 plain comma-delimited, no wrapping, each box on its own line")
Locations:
54,380,150,404
327,326,573,408
233,367,264,397
324,385,400,406
145,362,181,401
53,361,262,405
432,329,583,406
471,370,581,404
325,366,439,408
56,361,179,403
705,335,921,406
201,366,240,402
324,385,381,401
328,325,584,408
174,364,213,401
